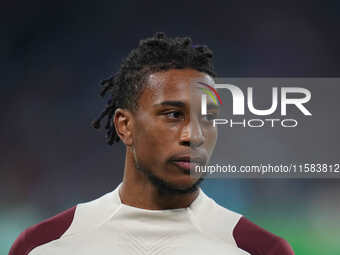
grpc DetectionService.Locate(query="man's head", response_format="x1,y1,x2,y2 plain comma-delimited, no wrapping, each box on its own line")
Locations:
92,32,218,195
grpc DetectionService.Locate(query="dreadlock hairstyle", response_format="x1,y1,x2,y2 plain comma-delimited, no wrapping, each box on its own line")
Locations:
91,32,216,145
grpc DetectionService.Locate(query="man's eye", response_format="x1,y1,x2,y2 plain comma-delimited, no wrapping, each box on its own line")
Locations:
166,111,183,119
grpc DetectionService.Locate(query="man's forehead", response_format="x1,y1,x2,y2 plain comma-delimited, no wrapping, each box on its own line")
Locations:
146,69,215,95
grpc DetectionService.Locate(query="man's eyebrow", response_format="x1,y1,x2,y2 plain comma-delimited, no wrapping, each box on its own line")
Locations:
154,101,186,108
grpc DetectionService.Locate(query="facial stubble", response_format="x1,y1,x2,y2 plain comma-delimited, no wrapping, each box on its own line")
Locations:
132,147,204,196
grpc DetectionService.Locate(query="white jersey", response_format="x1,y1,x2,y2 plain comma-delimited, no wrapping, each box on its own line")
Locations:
11,183,249,255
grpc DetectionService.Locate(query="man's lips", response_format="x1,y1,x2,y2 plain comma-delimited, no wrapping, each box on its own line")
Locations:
172,161,199,173
170,156,206,173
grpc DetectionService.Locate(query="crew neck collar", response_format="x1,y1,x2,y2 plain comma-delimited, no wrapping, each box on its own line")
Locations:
112,182,205,213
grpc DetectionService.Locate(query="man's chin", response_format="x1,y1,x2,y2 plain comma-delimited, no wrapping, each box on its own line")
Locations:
133,158,204,195
146,170,204,195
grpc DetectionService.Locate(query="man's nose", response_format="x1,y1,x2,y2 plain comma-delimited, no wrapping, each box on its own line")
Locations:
180,117,204,147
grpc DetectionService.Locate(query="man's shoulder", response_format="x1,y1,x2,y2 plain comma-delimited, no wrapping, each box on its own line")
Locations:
233,217,295,255
197,191,294,254
191,191,243,246
9,206,76,255
9,190,119,255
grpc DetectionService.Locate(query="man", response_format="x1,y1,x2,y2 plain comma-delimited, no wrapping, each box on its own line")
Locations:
10,32,294,255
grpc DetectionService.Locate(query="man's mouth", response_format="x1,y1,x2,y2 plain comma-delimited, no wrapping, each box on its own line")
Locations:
172,161,196,173
170,156,206,174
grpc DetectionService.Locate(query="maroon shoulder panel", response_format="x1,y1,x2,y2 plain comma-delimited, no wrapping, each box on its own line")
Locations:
9,206,76,255
233,216,294,255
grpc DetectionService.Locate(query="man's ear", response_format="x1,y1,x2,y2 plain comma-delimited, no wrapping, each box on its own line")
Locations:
113,108,134,146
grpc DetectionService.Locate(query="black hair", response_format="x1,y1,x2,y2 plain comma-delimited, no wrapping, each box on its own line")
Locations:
91,32,216,145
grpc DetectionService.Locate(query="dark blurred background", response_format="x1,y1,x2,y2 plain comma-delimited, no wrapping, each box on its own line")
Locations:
1,1,340,254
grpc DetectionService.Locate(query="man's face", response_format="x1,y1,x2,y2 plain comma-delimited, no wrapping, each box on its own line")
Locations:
131,68,218,192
